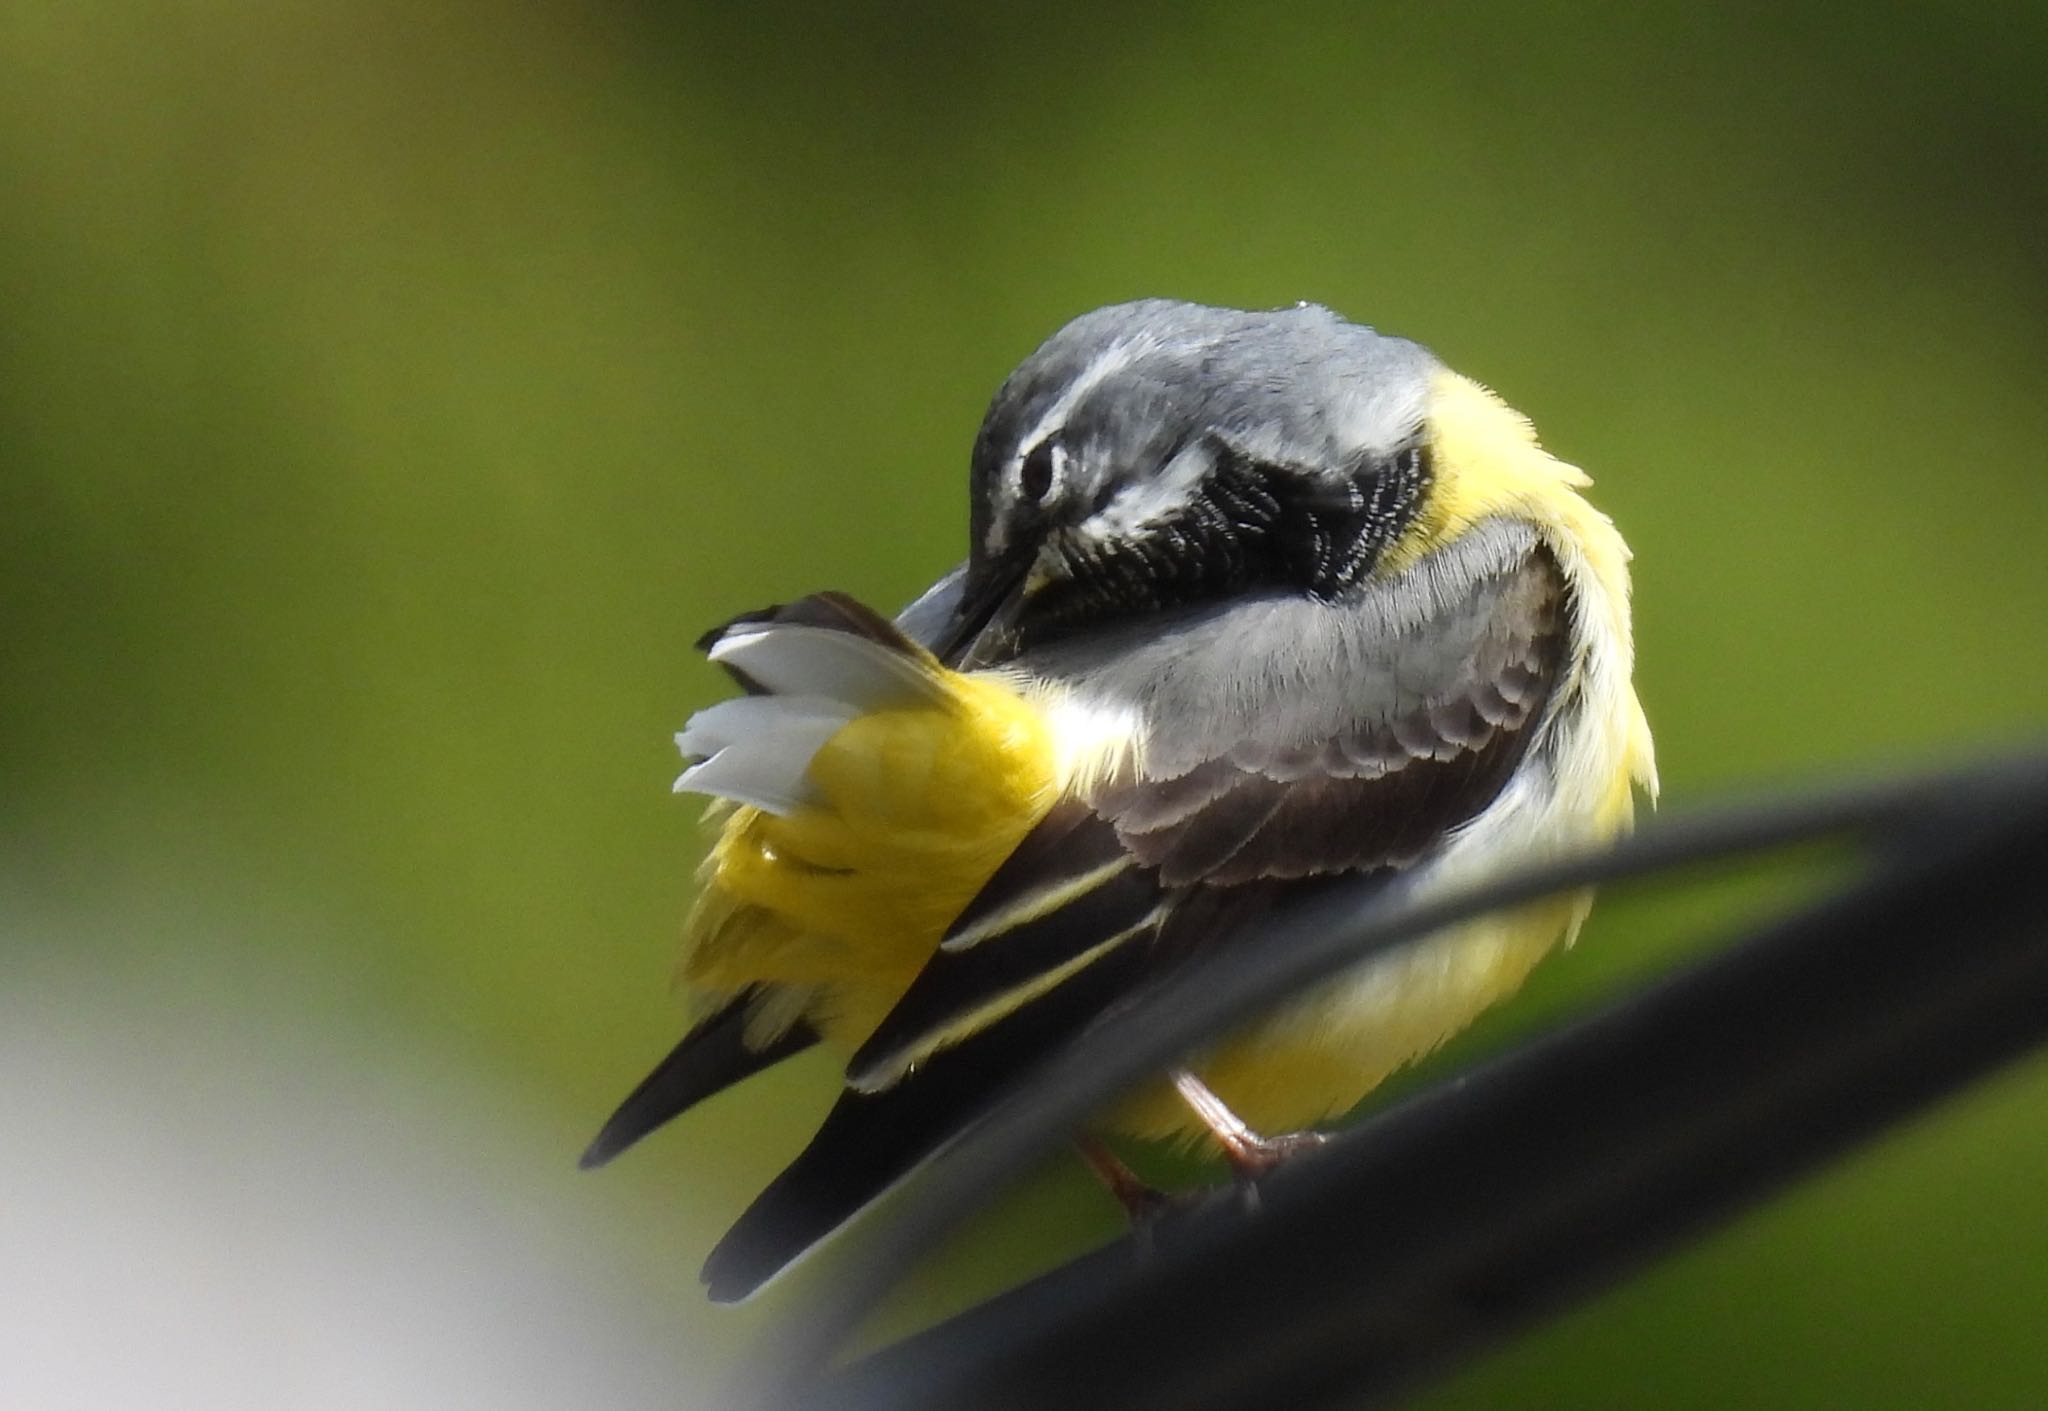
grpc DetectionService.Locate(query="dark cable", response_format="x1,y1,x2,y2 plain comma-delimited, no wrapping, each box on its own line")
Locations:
745,750,2048,1410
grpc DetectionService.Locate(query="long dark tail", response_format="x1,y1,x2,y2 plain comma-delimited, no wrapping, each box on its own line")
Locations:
698,937,1165,1303
580,993,817,1170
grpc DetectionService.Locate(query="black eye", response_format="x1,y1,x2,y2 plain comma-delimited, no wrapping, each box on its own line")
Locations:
1019,442,1057,504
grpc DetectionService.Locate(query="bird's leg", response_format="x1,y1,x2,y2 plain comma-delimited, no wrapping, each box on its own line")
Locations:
1075,1136,1173,1223
1171,1068,1328,1179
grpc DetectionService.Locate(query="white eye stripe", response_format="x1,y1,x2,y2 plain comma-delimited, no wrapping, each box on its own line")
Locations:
1015,336,1147,456
986,332,1162,556
1074,436,1215,539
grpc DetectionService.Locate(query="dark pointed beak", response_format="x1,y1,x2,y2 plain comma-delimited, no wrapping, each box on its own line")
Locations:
931,543,1036,667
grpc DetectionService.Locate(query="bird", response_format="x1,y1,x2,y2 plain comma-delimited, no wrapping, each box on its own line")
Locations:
581,298,1657,1303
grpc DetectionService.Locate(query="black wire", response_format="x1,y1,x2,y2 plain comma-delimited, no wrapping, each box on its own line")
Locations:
746,750,2048,1410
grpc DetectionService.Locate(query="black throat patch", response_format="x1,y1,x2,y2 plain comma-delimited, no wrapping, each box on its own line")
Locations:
1015,439,1433,646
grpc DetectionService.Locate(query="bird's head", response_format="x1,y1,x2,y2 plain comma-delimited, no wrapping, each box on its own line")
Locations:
950,299,1442,660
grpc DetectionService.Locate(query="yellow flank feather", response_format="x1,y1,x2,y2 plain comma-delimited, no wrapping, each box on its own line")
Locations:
1407,369,1657,802
1107,892,1589,1139
681,666,1063,1049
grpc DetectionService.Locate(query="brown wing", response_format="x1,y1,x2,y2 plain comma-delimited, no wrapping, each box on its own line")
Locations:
1101,547,1565,885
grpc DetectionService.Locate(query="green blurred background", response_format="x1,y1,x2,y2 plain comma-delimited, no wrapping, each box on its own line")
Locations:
6,1,2047,1405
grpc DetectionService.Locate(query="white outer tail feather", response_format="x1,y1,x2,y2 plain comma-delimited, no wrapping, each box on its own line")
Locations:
675,622,945,817
708,625,942,708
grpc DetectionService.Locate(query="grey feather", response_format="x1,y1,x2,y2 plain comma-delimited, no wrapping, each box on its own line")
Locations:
1017,517,1550,778
894,564,966,649
972,301,1437,547
957,302,1444,646
1025,521,1570,886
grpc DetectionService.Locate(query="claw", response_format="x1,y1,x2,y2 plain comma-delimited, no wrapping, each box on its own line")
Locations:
1075,1137,1175,1224
1171,1068,1328,1182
